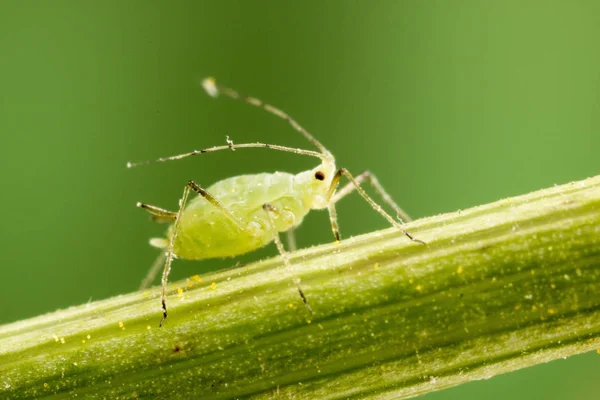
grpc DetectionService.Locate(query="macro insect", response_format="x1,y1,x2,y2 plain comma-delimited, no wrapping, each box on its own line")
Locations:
128,77,424,326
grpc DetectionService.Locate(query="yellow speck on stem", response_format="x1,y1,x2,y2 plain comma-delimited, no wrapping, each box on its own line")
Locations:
416,284,423,293
456,266,464,275
43,383,49,388
288,303,295,309
210,282,217,290
59,337,65,344
119,321,125,330
373,263,380,270
187,274,203,288
146,325,152,330
177,287,185,298
52,334,59,342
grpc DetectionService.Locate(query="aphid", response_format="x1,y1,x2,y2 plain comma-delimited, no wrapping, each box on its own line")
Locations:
128,77,424,326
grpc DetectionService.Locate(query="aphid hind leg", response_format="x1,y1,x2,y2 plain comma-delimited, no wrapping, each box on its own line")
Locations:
262,204,312,314
331,170,413,224
137,202,177,223
139,250,166,290
187,181,244,229
160,182,193,327
135,203,178,289
286,228,297,252
326,168,425,244
159,180,245,327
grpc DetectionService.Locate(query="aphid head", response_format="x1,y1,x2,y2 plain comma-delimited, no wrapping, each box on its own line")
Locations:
296,156,336,210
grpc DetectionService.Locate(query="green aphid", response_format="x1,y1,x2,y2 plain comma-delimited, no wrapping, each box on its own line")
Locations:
128,77,424,326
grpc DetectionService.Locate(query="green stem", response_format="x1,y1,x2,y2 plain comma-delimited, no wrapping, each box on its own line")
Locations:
2,176,600,399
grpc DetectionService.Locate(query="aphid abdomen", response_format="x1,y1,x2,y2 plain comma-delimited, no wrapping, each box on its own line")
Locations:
256,195,308,232
169,172,312,260
172,210,266,259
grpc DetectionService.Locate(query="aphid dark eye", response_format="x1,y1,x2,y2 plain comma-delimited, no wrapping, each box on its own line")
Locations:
314,171,325,181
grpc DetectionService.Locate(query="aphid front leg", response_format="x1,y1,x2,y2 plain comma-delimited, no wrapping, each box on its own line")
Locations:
331,170,413,224
326,168,426,244
262,204,313,314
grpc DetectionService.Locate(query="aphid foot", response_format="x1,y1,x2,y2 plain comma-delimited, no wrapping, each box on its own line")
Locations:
403,229,426,245
159,300,168,328
298,288,313,314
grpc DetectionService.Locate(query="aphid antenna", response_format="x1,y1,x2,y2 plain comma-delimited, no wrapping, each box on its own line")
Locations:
202,77,333,159
126,142,331,169
126,77,335,170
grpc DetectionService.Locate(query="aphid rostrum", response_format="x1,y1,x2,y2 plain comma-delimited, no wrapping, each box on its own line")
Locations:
128,77,424,326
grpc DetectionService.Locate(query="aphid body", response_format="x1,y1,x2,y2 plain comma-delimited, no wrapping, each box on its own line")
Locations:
161,167,334,259
130,77,423,326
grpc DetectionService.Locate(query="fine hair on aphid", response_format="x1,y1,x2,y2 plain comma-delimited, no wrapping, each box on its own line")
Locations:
128,77,425,326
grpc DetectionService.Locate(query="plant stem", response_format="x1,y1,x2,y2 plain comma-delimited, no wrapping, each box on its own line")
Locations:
1,175,599,399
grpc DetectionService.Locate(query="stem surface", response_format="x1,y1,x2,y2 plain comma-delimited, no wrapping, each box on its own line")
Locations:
1,175,599,399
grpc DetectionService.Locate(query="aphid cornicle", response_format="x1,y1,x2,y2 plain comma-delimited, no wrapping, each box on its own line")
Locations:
128,77,425,326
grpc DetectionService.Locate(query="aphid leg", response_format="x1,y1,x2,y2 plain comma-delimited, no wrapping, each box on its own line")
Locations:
135,203,175,289
159,180,245,326
327,202,341,242
186,181,244,229
326,168,426,244
262,204,313,314
286,228,297,252
331,170,413,224
159,183,193,327
137,202,177,223
139,250,166,290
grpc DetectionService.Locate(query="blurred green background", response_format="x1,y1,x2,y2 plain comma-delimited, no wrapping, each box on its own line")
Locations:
0,0,598,398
